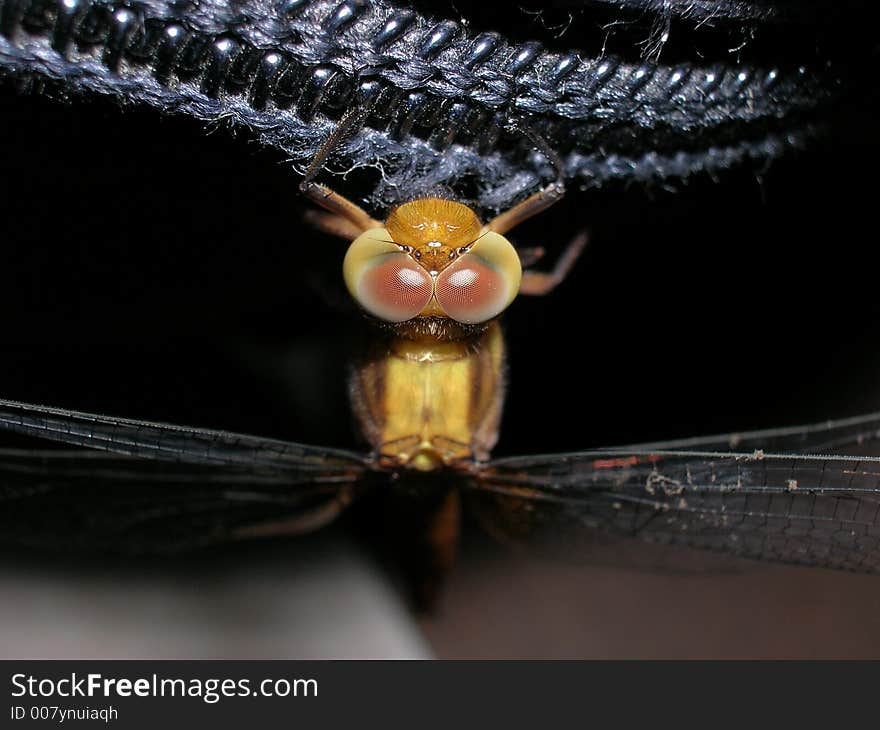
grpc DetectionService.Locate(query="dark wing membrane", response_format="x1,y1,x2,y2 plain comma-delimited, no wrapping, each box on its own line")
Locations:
611,410,880,456
0,448,370,552
0,399,374,552
0,398,368,472
471,449,880,573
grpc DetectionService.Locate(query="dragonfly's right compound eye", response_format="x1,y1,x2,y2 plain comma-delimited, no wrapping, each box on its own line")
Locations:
344,228,434,323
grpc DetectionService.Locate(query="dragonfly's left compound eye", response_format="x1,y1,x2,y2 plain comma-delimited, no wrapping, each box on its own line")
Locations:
344,228,434,322
435,231,522,324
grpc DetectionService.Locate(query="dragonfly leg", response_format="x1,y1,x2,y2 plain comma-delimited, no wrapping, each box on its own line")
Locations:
518,231,588,296
484,124,566,235
300,106,383,236
231,489,354,541
299,180,383,235
516,246,546,268
304,209,371,240
483,181,565,235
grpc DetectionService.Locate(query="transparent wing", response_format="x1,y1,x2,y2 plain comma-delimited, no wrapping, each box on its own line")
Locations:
0,399,374,552
0,398,368,471
468,412,880,573
613,411,880,455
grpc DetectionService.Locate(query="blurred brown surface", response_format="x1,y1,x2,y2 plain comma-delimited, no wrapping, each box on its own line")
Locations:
421,540,880,658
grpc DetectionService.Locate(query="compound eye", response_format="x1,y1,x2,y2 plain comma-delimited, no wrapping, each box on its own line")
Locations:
344,228,434,322
434,231,522,324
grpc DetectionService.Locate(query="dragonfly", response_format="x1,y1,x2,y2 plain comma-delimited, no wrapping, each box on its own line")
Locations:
2,115,880,595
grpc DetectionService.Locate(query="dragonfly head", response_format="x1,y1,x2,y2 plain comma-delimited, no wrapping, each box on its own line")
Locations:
343,198,522,327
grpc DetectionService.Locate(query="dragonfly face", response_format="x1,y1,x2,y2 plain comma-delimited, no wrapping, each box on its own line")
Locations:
343,202,521,326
